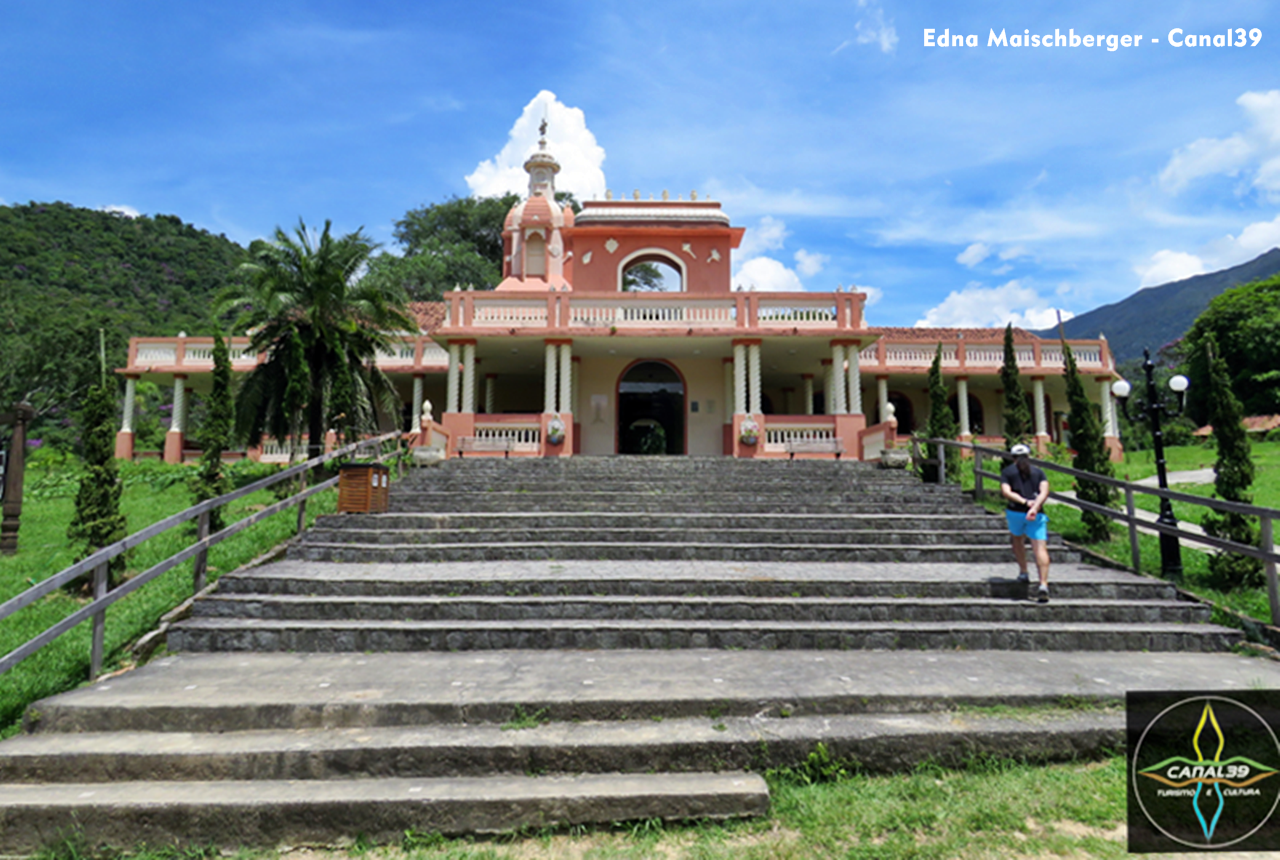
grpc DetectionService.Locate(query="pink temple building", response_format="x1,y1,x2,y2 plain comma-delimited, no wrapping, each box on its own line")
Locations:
114,132,1122,463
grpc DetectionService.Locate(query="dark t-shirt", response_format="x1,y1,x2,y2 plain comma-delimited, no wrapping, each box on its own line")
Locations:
1001,462,1047,513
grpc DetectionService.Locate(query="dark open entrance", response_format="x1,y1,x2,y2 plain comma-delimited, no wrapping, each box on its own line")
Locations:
617,361,685,454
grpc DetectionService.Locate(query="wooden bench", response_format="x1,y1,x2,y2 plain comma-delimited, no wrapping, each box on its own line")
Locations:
456,437,515,458
785,439,844,460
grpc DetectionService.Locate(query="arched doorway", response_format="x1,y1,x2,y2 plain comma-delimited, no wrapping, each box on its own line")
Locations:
617,360,685,454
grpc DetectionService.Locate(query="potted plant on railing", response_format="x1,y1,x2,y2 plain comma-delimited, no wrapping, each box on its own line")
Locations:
739,417,760,446
546,416,566,447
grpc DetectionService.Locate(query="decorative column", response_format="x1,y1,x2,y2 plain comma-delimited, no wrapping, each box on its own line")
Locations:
115,375,138,460
544,341,558,414
877,376,890,424
1032,377,1048,442
485,374,497,414
446,342,461,414
1099,377,1117,437
733,343,747,415
164,374,188,464
571,358,580,418
822,360,834,416
558,343,573,415
846,345,862,415
748,342,762,415
782,387,795,415
723,359,735,424
461,343,477,413
802,374,815,416
412,375,425,429
830,344,847,415
956,377,971,438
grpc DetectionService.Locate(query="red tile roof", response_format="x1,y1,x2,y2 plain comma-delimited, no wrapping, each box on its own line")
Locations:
408,301,447,333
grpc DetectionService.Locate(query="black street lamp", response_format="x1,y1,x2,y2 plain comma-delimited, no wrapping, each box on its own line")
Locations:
1111,349,1190,581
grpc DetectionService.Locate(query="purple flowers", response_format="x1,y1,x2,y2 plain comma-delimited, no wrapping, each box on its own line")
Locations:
26,439,43,449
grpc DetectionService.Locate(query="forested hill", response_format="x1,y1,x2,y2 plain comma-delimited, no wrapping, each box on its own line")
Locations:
0,202,247,442
1033,248,1280,362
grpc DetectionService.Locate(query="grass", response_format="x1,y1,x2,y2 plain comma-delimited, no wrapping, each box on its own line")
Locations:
30,756,1133,859
0,459,338,737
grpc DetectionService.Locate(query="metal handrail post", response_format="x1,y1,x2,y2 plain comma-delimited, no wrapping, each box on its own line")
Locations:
1264,516,1278,627
193,510,210,593
974,449,984,501
1125,486,1141,573
90,562,107,681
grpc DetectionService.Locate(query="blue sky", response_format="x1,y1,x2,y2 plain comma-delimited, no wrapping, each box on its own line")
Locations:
3,1,1278,328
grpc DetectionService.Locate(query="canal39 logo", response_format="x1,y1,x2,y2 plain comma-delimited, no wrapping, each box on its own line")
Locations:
1129,692,1280,852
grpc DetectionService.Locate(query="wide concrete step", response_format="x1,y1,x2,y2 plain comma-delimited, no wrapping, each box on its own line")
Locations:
398,479,956,493
214,561,1178,600
287,541,1074,564
323,511,1007,532
168,617,1239,653
387,500,977,515
0,711,1121,785
0,772,768,853
301,527,1016,547
192,594,1210,625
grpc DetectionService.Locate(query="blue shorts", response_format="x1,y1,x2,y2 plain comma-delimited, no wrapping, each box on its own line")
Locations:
1006,510,1048,541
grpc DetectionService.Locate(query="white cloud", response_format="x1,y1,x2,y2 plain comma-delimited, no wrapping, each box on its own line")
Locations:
858,285,884,306
102,204,140,218
704,178,879,219
1135,250,1207,288
465,90,606,200
732,257,805,292
735,216,789,260
1159,90,1280,196
794,249,829,277
915,280,1073,329
956,242,990,267
854,1,898,53
993,264,1013,275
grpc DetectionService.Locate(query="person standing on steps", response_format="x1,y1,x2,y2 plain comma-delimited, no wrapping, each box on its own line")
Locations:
1000,443,1052,602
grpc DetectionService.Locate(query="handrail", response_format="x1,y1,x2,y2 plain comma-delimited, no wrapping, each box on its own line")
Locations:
0,431,403,679
912,436,1280,625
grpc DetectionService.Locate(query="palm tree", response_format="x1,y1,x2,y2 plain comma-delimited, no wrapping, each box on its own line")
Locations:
221,219,415,460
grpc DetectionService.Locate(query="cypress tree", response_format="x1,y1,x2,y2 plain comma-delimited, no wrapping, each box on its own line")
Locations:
1200,334,1262,589
1000,324,1032,448
192,328,233,532
67,379,127,587
923,344,960,483
1062,340,1116,542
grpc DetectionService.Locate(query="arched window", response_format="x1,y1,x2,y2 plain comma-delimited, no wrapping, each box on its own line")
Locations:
617,250,686,292
525,232,546,277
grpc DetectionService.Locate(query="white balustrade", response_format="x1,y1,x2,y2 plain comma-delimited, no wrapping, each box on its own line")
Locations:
883,344,959,367
258,440,305,463
567,301,735,328
473,422,542,452
135,345,176,365
763,424,837,453
375,342,418,365
472,302,549,327
756,302,838,327
420,342,450,365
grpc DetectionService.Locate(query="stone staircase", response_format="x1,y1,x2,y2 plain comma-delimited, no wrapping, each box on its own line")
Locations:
0,456,1252,852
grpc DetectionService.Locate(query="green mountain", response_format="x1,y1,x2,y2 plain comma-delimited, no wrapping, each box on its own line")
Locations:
0,202,247,446
1035,248,1280,362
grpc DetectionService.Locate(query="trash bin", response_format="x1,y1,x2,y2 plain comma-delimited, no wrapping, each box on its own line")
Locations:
337,462,390,513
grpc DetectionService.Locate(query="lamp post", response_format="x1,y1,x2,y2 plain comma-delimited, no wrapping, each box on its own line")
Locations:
1111,349,1189,581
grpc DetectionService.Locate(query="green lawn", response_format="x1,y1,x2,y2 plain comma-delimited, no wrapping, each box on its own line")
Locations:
0,460,337,736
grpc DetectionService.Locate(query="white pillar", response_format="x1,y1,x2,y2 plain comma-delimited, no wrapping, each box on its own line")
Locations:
831,344,847,415
1033,377,1047,438
446,342,461,414
957,377,971,437
544,342,558,414
461,343,476,413
170,377,186,434
748,343,762,415
485,375,496,414
877,377,889,424
558,343,572,415
723,361,735,425
733,343,747,415
803,375,814,416
847,347,862,414
570,359,578,417
412,376,424,428
1100,378,1117,437
121,376,137,433
823,363,834,415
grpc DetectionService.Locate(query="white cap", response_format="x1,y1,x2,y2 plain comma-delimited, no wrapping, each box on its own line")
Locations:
1010,444,1031,457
